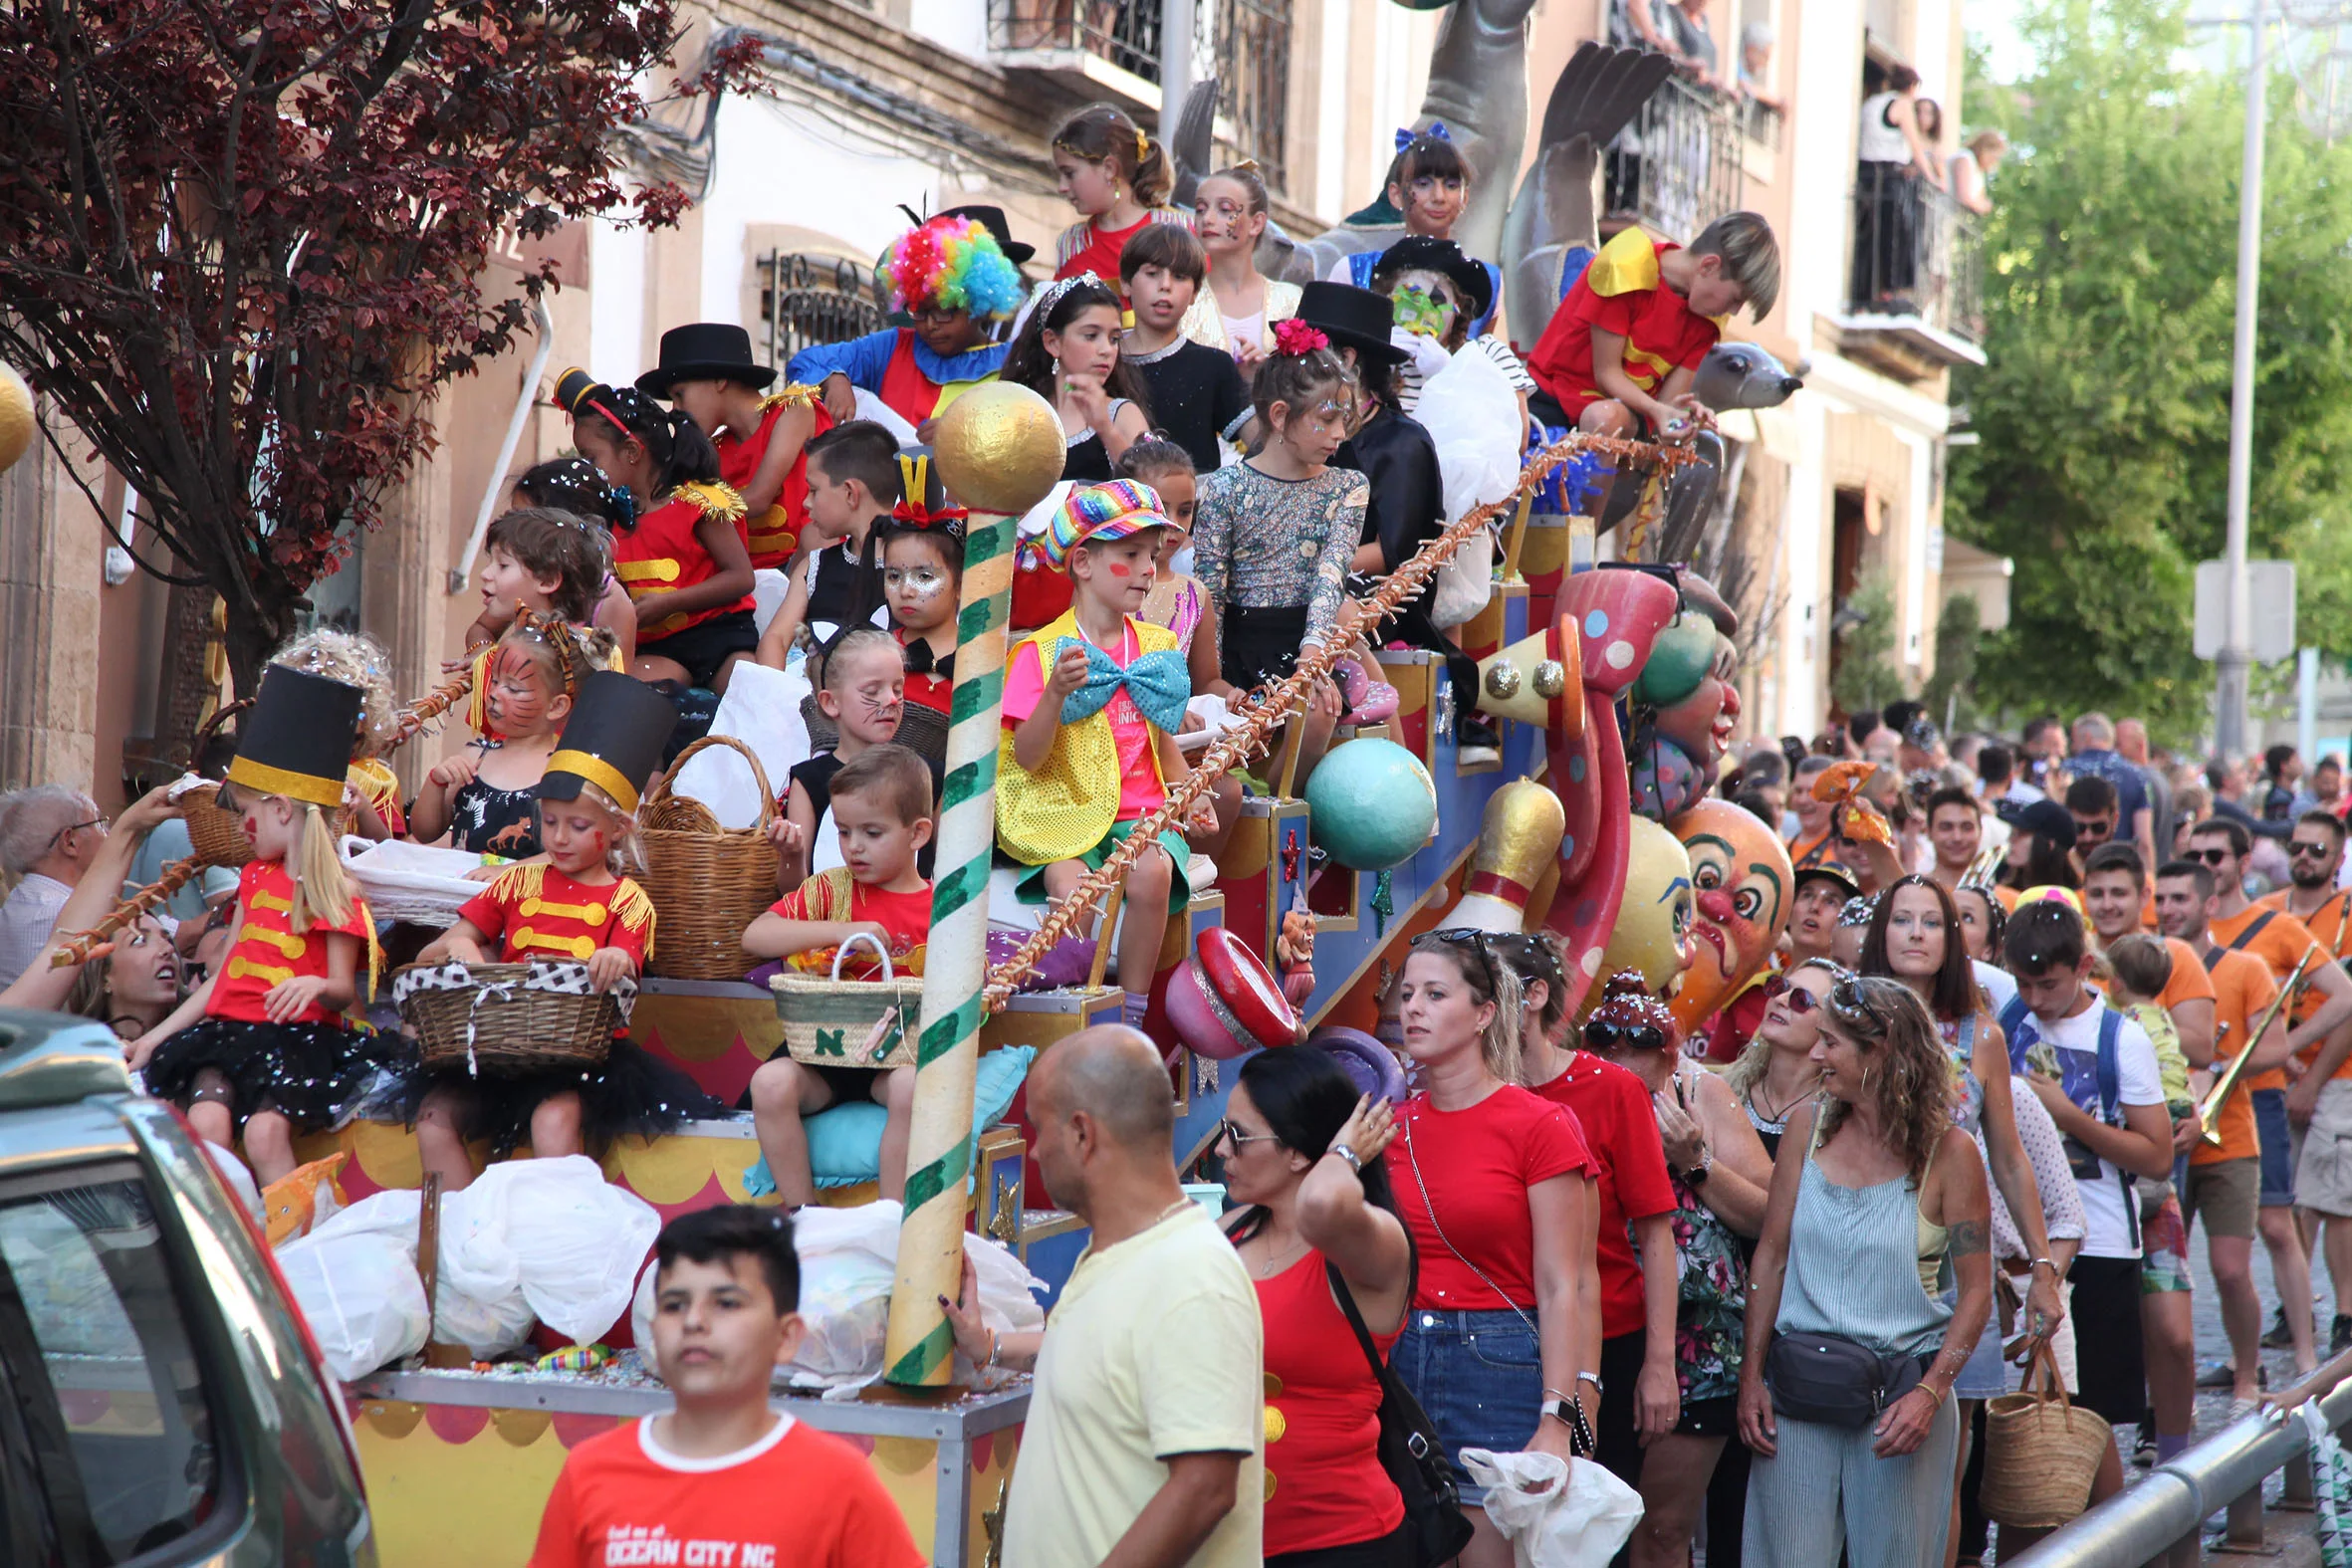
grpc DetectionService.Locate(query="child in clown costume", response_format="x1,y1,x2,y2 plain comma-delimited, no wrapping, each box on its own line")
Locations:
997,482,1215,1029
787,210,1026,437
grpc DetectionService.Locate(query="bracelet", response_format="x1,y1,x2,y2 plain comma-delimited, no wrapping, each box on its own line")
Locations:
984,1329,1001,1370
2028,1256,2058,1275
1918,1380,1947,1410
1577,1370,1604,1392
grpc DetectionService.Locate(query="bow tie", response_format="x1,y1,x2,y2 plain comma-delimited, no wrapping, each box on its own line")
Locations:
1056,638,1192,734
903,638,953,678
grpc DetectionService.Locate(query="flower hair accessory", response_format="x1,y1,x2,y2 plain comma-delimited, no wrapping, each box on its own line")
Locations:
1271,319,1329,357
1133,127,1149,163
1395,120,1453,152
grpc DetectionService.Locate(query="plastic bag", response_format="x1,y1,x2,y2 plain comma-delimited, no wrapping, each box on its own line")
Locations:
277,1224,429,1380
2306,1400,2352,1567
447,1157,662,1345
671,662,807,829
1416,343,1524,629
1461,1448,1644,1568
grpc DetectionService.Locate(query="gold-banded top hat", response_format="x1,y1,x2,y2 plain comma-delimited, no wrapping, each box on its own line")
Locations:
224,666,361,810
540,670,679,815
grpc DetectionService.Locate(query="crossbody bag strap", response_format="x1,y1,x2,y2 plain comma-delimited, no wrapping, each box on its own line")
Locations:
1327,1259,1389,1384
1402,1114,1538,1337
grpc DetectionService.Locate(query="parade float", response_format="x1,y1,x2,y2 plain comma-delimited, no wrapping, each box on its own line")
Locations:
41,43,1805,1568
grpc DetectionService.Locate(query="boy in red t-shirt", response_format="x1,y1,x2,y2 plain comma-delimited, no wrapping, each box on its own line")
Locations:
743,745,933,1208
530,1206,924,1568
1527,211,1780,439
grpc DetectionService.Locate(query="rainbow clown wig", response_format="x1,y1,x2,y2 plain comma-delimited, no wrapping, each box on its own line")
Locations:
882,215,1026,321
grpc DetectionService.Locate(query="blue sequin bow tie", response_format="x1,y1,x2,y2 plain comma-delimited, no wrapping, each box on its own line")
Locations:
1055,638,1192,734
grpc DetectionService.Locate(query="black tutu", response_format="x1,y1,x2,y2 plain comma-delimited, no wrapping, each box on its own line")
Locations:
391,1037,722,1160
142,1016,391,1133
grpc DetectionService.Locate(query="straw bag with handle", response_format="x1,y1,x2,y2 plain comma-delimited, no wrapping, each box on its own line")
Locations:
772,931,923,1070
393,960,625,1078
638,735,778,981
1980,1340,2112,1529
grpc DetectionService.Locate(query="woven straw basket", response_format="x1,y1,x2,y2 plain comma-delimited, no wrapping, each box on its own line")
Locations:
396,962,618,1078
1980,1342,2112,1529
182,784,256,869
772,933,922,1070
638,735,779,981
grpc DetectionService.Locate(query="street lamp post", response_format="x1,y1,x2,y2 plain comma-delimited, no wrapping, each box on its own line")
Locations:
2217,0,2267,756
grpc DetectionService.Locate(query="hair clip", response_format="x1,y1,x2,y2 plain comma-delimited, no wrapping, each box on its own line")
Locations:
1232,157,1262,175
1396,121,1453,151
1133,127,1149,163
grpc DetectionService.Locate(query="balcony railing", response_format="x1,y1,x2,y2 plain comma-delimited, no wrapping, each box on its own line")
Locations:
983,0,1292,192
1742,97,1783,150
1602,70,1746,244
1846,163,1986,357
760,252,887,373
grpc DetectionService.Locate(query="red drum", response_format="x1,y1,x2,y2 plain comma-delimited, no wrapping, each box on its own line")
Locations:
1166,929,1299,1059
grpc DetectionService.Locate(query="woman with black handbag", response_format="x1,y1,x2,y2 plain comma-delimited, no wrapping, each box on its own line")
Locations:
1219,1046,1453,1567
1386,930,1598,1568
1737,975,1995,1566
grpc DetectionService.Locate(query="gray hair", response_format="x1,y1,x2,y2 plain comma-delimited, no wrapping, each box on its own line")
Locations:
0,784,97,876
1742,20,1774,48
2072,712,2116,747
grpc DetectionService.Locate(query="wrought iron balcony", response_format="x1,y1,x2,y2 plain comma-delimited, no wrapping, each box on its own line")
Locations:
1838,164,1987,372
987,0,1164,86
760,252,886,372
1601,70,1745,244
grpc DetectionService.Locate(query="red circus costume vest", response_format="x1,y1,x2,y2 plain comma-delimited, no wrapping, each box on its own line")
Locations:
611,481,751,640
718,388,829,570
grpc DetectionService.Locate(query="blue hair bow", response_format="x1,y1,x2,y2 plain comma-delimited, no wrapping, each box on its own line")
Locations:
1055,640,1192,735
1396,121,1453,152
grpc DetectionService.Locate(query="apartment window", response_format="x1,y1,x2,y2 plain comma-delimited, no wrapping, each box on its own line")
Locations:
1215,0,1292,192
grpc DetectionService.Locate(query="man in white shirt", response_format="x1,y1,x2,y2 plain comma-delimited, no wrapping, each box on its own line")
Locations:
0,784,105,987
2005,901,2174,1528
1000,1026,1263,1568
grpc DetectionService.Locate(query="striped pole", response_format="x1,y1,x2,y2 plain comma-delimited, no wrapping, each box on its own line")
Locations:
883,385,1065,1388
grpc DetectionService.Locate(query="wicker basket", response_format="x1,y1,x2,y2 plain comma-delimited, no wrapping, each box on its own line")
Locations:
181,784,256,869
639,735,779,981
772,933,922,1069
395,962,618,1078
1980,1341,2112,1529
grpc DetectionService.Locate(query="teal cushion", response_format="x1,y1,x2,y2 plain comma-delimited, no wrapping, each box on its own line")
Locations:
738,1046,1038,1197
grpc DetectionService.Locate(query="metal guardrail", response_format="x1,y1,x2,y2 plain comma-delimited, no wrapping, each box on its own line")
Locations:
2010,1348,2352,1567
1847,164,1987,347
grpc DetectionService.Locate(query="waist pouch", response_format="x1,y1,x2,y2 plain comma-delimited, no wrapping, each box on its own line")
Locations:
1764,1331,1929,1428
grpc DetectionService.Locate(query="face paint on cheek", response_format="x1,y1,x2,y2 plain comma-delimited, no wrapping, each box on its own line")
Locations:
1105,562,1131,578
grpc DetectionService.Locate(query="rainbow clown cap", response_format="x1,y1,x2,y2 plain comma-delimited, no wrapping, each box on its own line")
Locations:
1037,480,1173,568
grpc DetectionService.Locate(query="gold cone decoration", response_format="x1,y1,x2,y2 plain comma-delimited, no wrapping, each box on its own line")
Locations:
1475,613,1584,738
1444,781,1568,933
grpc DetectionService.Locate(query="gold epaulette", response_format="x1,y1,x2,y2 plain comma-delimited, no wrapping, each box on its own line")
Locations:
610,877,656,934
760,384,821,414
675,481,748,526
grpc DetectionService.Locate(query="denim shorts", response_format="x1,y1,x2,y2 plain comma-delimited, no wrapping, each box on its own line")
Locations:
1942,1285,2008,1399
2254,1086,2298,1207
1390,1308,1542,1507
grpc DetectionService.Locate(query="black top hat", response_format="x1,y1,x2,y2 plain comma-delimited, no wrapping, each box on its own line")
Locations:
635,324,778,400
1369,235,1495,326
940,204,1037,265
540,671,679,815
226,666,361,811
1294,281,1409,368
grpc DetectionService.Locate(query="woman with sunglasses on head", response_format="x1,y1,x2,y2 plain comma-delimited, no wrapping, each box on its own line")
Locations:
1218,1046,1416,1567
1739,977,1994,1567
1490,932,1677,1500
1579,973,1773,1568
1862,874,2071,1566
1387,929,1597,1568
66,914,184,1041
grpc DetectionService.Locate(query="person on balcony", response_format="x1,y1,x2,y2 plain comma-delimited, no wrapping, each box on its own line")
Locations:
1853,66,1938,311
1740,23,1787,114
1667,0,1724,91
1524,210,1780,441
1949,128,2008,216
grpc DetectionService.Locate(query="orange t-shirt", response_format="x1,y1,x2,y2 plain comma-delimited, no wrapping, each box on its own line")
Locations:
529,1415,924,1568
2154,935,2219,1016
2210,904,2323,1090
2259,889,2352,1078
2190,945,2278,1167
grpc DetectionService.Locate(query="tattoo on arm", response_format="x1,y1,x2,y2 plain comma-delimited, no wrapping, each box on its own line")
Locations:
1947,1219,1989,1258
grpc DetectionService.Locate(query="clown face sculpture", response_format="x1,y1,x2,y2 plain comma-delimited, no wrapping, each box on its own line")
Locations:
1590,813,1696,1007
1629,612,1742,822
1667,797,1794,1034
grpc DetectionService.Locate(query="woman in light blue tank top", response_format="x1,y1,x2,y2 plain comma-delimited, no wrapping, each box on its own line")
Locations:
1738,976,1995,1568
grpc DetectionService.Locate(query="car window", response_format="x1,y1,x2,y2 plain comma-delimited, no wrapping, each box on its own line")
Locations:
0,1167,225,1563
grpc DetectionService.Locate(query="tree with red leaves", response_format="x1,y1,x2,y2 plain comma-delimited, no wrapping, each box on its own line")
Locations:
0,0,759,693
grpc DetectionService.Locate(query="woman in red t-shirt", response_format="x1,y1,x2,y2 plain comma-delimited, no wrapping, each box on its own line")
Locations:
1383,930,1596,1568
1493,931,1680,1490
1049,103,1191,303
1219,1045,1414,1566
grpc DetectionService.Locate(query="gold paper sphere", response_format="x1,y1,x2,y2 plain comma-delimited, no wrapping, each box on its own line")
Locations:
0,363,33,477
931,382,1066,516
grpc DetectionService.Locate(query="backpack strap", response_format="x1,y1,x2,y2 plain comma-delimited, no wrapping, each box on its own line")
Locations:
2095,1005,2123,1127
2227,909,2276,953
1999,995,2033,1073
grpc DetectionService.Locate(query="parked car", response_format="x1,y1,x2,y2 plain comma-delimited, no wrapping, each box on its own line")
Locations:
0,1008,373,1565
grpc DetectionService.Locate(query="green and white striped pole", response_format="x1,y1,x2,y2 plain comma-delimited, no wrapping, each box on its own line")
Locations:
883,384,1066,1388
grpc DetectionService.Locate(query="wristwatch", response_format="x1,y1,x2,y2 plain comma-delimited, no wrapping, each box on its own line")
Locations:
1682,1147,1714,1187
1329,1143,1362,1175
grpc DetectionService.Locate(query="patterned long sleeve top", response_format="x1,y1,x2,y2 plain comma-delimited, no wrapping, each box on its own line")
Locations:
1190,462,1369,648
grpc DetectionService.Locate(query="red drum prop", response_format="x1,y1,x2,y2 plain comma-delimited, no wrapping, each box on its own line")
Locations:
1167,928,1300,1059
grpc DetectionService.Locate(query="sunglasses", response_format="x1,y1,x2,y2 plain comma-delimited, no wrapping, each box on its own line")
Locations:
2191,848,2234,867
2291,840,2335,859
1429,928,1501,993
1829,975,1889,1029
1763,974,1828,1015
1215,1119,1282,1153
1582,1018,1668,1050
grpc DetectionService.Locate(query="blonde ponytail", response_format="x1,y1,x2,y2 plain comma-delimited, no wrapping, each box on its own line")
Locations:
284,801,356,934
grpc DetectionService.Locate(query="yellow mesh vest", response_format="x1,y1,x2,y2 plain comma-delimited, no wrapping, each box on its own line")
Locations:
995,609,1181,866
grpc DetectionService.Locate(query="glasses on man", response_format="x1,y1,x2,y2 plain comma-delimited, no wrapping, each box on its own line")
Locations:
2291,839,2336,860
2072,816,2114,841
46,816,105,852
2192,848,2234,867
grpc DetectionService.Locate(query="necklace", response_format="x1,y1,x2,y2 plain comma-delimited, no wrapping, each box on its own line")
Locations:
1247,1232,1309,1277
1750,1073,1814,1126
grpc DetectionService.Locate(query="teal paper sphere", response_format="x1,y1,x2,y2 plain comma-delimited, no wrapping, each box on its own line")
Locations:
1305,739,1439,869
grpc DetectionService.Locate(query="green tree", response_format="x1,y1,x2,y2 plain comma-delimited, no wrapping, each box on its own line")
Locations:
1923,592,1982,732
1832,572,1910,715
1948,0,2352,744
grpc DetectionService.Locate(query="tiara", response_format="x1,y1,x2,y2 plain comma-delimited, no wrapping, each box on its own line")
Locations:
1034,271,1106,318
